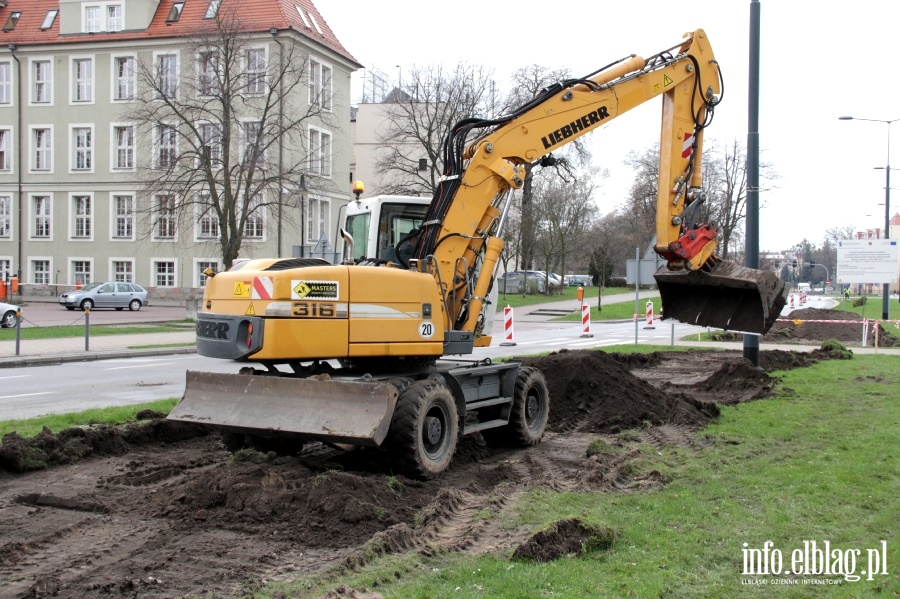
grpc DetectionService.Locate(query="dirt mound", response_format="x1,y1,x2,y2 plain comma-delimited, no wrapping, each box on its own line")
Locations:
0,418,206,474
523,349,718,433
512,517,618,562
765,307,900,346
141,457,436,548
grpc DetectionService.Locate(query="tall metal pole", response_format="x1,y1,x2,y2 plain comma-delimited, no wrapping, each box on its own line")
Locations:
744,0,761,367
882,126,891,321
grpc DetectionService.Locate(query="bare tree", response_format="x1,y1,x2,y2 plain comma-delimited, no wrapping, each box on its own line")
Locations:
373,62,495,196
125,8,333,268
623,139,778,260
531,169,599,294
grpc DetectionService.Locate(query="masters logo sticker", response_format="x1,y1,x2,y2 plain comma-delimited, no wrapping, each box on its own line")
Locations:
292,280,339,300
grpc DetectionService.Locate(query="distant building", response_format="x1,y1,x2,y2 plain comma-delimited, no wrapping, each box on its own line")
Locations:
0,0,360,298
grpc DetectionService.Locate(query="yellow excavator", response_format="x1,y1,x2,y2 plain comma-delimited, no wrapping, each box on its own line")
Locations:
168,29,787,478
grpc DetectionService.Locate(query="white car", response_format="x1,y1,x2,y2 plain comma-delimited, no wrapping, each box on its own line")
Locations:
0,301,19,328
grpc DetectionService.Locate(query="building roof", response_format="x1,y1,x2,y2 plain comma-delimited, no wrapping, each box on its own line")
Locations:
0,0,359,66
891,212,900,226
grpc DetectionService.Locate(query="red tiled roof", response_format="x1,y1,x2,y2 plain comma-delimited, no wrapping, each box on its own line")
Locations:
0,0,358,66
891,212,900,226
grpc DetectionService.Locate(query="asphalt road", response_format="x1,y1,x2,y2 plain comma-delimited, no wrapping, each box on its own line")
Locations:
13,298,190,328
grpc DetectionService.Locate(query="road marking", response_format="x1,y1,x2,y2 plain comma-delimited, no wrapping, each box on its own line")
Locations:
0,375,31,380
105,363,175,371
0,391,54,399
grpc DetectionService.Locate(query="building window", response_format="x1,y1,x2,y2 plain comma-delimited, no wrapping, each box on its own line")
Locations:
32,196,52,239
33,60,51,103
3,12,21,31
307,197,331,243
73,58,93,102
32,260,51,285
154,261,176,287
197,195,219,239
308,128,332,177
0,259,11,280
85,6,101,32
205,0,222,19
308,58,332,112
40,10,59,30
245,195,265,239
113,126,134,169
33,128,52,171
154,195,176,239
73,261,92,285
0,129,9,171
167,2,184,22
198,50,220,96
0,62,11,104
73,127,93,171
200,123,221,164
244,49,266,95
156,125,177,169
112,260,134,282
114,56,135,100
242,121,265,167
0,196,11,238
197,260,219,287
156,54,177,99
112,195,134,239
418,158,428,172
72,195,92,238
107,5,123,31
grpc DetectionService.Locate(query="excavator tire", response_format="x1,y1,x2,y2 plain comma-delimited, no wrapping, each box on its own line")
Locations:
387,379,458,479
482,366,549,447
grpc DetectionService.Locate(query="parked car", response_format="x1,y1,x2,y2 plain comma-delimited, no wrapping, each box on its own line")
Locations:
567,274,593,287
59,282,150,311
0,301,19,328
498,271,546,294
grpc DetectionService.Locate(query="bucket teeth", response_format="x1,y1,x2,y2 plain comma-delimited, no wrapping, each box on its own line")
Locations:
654,260,787,334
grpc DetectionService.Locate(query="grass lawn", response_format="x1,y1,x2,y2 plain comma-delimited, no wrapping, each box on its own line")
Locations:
0,321,194,341
278,350,899,598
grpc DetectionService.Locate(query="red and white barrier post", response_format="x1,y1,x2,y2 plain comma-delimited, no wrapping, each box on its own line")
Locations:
500,305,516,346
577,286,593,338
789,294,795,308
644,300,656,329
581,301,593,337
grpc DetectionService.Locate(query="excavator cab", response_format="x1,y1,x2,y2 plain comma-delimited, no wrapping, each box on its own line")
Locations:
655,259,787,334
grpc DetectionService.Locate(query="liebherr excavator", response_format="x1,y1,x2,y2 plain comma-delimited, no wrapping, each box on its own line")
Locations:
168,29,787,478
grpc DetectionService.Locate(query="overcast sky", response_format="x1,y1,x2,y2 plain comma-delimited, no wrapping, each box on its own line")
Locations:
324,0,900,252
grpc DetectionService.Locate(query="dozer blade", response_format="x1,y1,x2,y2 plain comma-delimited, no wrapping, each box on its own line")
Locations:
654,260,788,334
168,371,399,447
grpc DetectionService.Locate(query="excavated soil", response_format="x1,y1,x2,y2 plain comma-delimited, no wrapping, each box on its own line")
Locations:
720,307,900,347
0,338,857,598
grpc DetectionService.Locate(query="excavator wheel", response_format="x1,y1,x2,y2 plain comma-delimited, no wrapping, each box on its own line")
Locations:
482,366,550,447
387,379,458,479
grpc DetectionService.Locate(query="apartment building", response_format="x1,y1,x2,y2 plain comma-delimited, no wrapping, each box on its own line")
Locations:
0,0,360,299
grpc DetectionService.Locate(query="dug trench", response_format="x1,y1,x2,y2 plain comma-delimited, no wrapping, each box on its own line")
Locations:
0,340,856,598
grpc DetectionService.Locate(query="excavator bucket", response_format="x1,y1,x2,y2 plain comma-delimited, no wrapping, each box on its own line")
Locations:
168,371,399,447
654,260,788,334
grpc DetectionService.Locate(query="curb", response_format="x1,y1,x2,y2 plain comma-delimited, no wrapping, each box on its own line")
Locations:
0,346,197,368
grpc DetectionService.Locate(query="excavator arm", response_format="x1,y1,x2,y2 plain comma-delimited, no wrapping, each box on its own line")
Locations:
411,29,784,336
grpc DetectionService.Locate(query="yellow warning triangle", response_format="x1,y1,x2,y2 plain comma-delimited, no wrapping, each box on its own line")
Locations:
663,75,674,87
246,303,256,315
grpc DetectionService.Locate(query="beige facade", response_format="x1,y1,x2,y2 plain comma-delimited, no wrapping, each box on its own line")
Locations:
0,0,360,299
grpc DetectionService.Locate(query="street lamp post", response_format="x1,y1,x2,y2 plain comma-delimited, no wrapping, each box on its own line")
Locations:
839,116,898,321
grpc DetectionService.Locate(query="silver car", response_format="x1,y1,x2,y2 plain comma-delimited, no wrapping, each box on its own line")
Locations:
0,301,19,328
59,282,150,311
